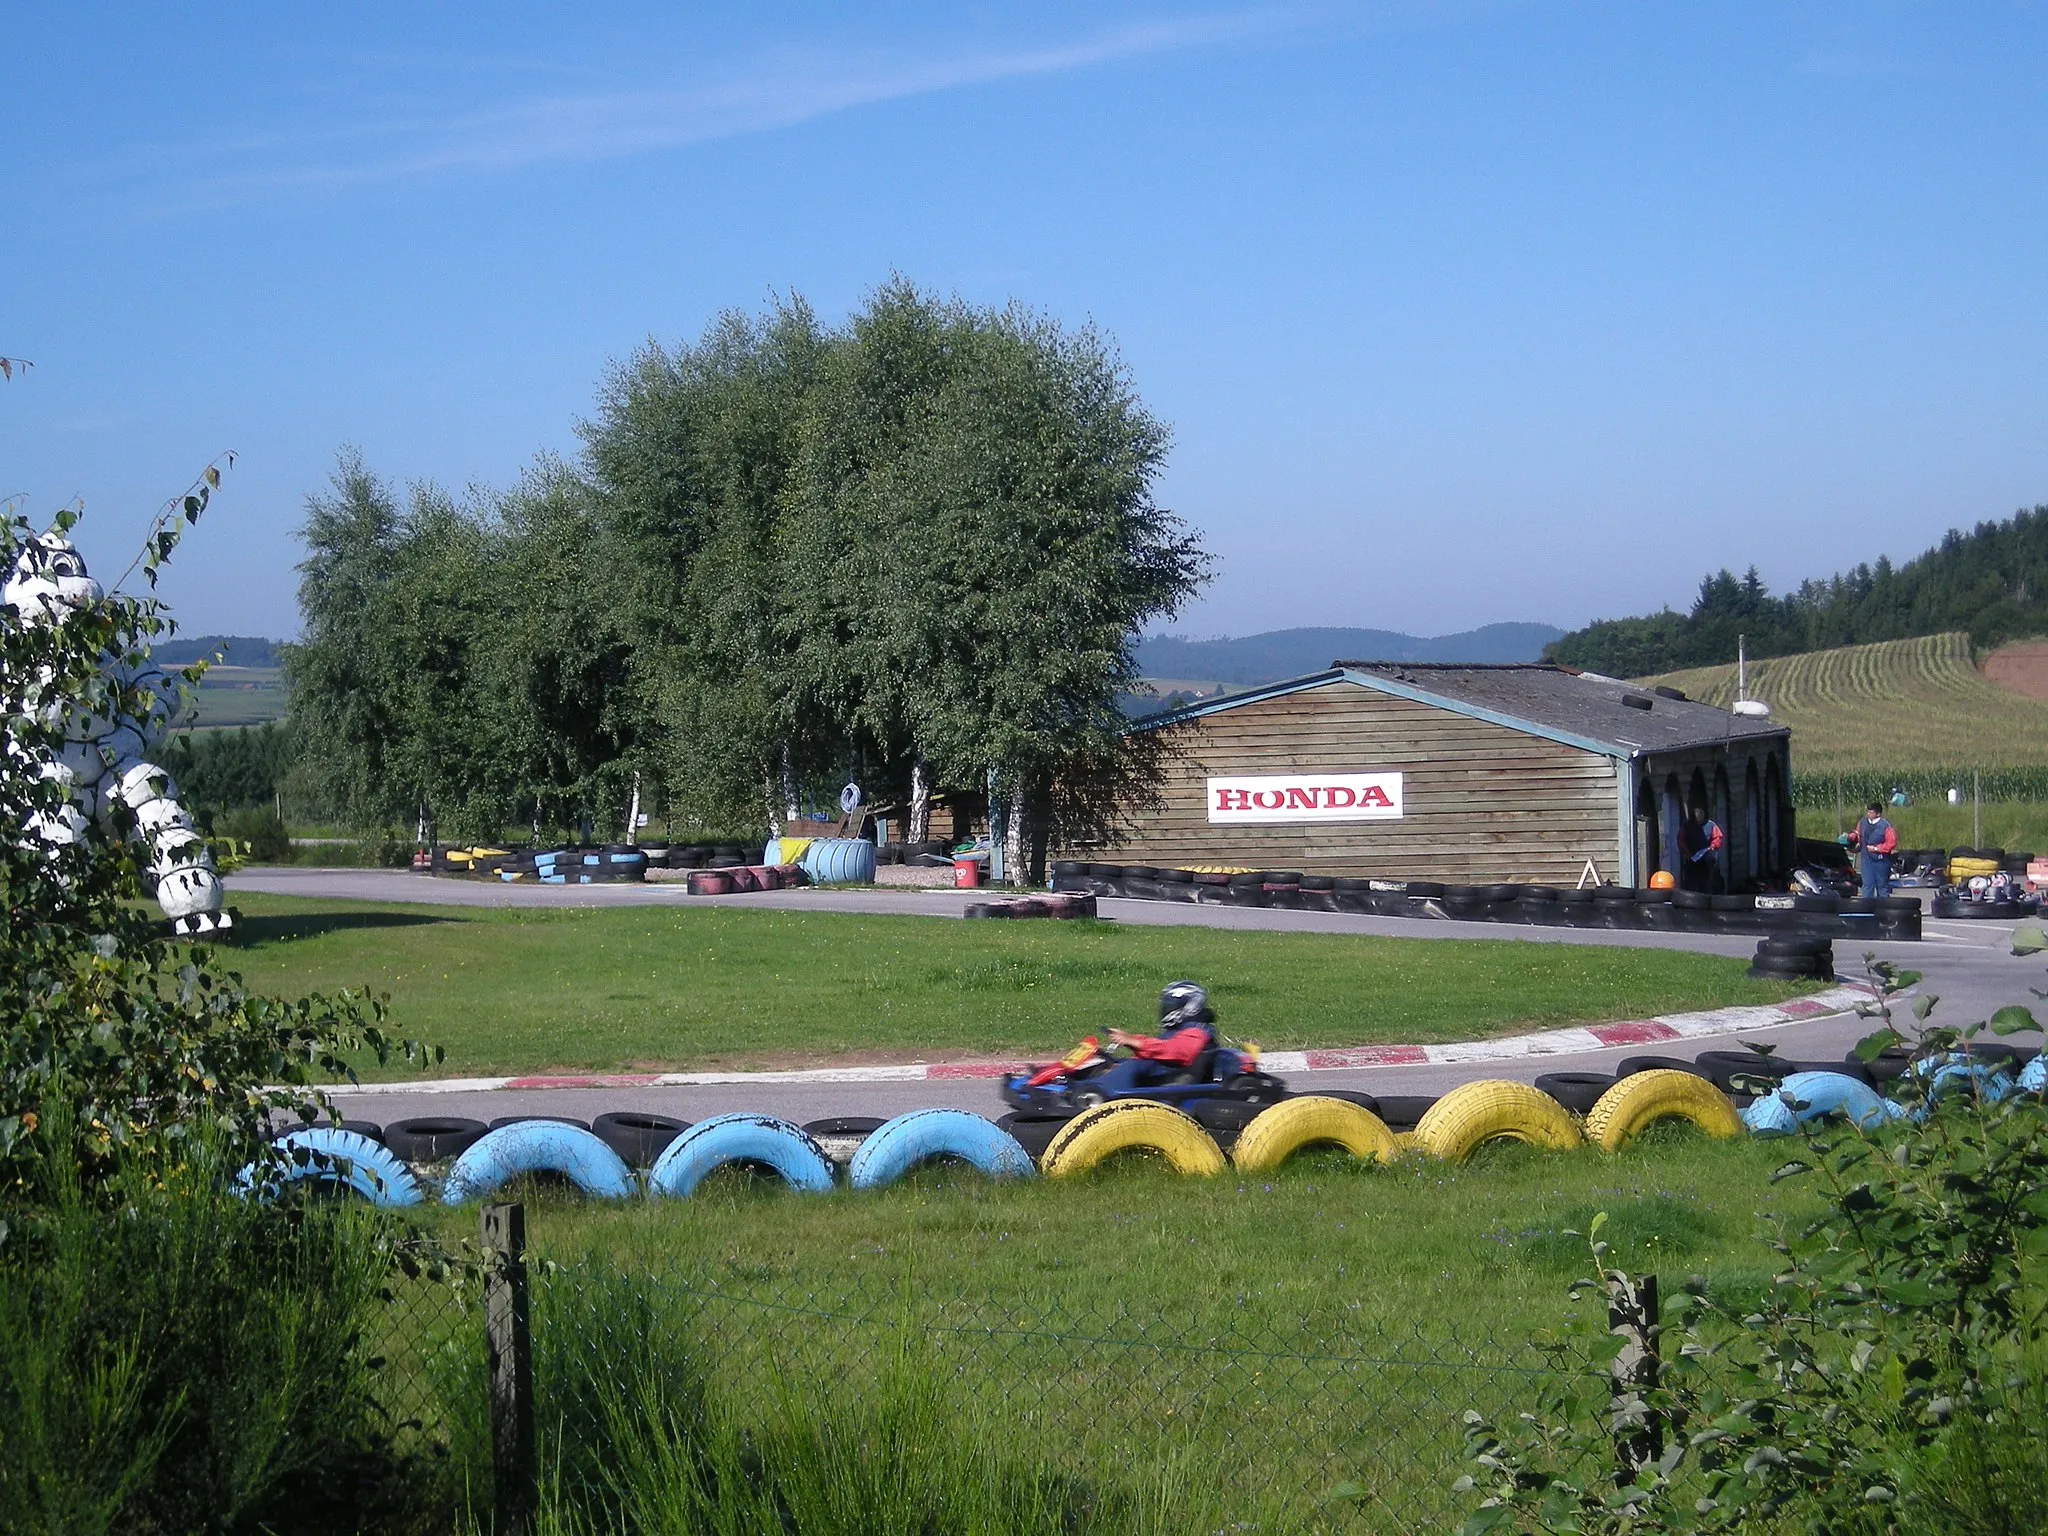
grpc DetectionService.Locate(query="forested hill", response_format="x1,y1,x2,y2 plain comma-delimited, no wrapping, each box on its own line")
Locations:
1136,622,1562,685
1545,505,2048,677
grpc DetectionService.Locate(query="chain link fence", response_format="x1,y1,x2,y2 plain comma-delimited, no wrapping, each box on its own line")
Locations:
365,1206,1603,1534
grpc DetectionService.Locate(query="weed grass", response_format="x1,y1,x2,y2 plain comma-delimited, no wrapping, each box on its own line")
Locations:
404,1125,1810,1531
218,893,1809,1079
1798,802,2048,853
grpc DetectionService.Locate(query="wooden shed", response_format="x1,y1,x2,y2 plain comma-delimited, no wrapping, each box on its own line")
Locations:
1083,662,1794,889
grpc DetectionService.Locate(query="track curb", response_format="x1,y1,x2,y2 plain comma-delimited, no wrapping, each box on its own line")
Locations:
320,984,1876,1097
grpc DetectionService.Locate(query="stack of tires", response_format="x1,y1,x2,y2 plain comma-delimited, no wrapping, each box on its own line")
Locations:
1748,935,1833,981
433,845,648,883
531,847,648,884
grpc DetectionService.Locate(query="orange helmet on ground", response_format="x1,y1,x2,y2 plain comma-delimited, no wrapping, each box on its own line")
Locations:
1648,870,1676,890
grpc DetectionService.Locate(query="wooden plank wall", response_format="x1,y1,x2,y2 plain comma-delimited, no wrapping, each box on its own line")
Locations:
1085,680,1622,884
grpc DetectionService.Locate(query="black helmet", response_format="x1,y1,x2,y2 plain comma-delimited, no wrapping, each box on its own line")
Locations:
1158,980,1213,1027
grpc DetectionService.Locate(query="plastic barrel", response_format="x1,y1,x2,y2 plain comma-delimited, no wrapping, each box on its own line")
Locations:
800,837,878,885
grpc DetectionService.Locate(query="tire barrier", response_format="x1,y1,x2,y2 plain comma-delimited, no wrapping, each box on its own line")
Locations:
846,1108,1037,1189
1229,1095,1400,1172
383,1116,488,1163
1043,865,1929,939
1039,1100,1228,1179
646,1113,836,1197
592,1111,690,1167
800,837,878,886
963,893,1097,919
440,1121,637,1204
1741,1071,1907,1136
1582,1070,1743,1153
1530,1072,1615,1115
435,845,649,884
1411,1080,1585,1162
238,1127,424,1208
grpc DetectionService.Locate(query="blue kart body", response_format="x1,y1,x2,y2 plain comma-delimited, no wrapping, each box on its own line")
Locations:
999,1044,1286,1118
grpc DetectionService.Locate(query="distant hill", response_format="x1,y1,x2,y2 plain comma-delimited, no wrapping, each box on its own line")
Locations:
1548,504,2048,677
1640,632,2048,774
154,635,283,667
1135,623,1564,687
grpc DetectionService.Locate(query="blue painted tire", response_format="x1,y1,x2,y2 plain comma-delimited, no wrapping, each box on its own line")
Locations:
440,1121,636,1204
1741,1071,1905,1136
1915,1054,2017,1110
847,1109,1037,1189
799,838,877,886
646,1113,836,1197
238,1127,424,1208
2020,1056,2047,1094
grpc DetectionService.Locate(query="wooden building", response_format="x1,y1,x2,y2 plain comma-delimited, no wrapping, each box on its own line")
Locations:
1085,663,1794,888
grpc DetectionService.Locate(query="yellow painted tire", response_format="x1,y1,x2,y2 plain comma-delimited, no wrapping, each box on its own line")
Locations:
1582,1069,1742,1153
1230,1096,1400,1171
1391,1131,1421,1157
1039,1100,1227,1178
1411,1080,1584,1162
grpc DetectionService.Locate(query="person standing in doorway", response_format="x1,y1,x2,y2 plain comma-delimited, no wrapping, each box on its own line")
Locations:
1680,804,1726,894
1848,802,1898,898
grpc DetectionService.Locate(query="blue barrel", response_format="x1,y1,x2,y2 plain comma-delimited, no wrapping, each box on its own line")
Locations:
801,837,877,885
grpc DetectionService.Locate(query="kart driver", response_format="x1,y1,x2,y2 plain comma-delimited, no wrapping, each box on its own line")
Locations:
1096,981,1216,1096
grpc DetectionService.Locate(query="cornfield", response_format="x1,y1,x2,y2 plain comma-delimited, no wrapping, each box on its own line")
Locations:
1641,632,2048,775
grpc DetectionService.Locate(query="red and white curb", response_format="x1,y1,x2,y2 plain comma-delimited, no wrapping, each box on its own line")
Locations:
321,984,1875,1097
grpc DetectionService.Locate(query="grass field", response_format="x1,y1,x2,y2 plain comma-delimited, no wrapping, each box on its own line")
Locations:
180,663,288,727
1797,802,2048,852
221,893,1808,1078
393,1127,1814,1530
1642,631,2048,773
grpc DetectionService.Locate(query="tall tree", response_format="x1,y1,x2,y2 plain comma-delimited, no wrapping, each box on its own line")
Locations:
581,300,831,832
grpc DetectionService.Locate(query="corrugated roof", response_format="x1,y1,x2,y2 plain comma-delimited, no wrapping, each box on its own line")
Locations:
1334,661,1788,755
1133,662,1788,758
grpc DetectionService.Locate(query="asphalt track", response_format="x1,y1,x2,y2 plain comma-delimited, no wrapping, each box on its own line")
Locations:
230,867,2044,1127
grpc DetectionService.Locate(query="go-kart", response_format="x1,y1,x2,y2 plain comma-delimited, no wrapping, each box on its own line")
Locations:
1000,1032,1293,1140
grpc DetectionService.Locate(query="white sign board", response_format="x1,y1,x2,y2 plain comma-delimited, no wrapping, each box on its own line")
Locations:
1206,772,1404,824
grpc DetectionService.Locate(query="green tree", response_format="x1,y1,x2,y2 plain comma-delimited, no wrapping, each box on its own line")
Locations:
2,485,426,1226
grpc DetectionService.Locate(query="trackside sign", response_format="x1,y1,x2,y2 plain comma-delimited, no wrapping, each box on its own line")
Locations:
1206,773,1404,824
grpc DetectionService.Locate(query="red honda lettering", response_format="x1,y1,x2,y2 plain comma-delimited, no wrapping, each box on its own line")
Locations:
1324,786,1356,808
1253,790,1285,809
1359,785,1393,808
1285,787,1318,810
1216,788,1250,811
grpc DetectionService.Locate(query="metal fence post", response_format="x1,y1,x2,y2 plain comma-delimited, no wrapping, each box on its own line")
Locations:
482,1202,536,1535
1608,1271,1661,1484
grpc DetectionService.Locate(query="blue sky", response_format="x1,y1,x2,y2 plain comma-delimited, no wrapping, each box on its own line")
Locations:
5,3,2045,642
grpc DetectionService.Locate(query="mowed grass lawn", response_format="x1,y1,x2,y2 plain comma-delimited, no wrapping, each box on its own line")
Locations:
221,893,1808,1079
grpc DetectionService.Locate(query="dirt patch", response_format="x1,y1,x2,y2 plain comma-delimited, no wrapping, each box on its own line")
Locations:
1983,639,2048,701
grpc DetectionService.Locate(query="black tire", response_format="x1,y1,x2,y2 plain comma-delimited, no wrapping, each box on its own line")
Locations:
1480,883,1523,903
383,1116,488,1163
801,1116,888,1137
1372,1094,1439,1131
1533,1072,1615,1115
1616,1055,1709,1080
1757,935,1831,956
995,1112,1068,1161
1750,959,1830,981
1311,1088,1382,1115
1405,881,1446,899
1672,889,1711,910
592,1111,690,1167
337,1119,385,1143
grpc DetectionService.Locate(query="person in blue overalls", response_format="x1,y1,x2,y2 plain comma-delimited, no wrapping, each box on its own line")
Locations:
1847,802,1898,898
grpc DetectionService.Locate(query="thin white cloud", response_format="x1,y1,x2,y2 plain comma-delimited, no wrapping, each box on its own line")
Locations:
181,11,1302,201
